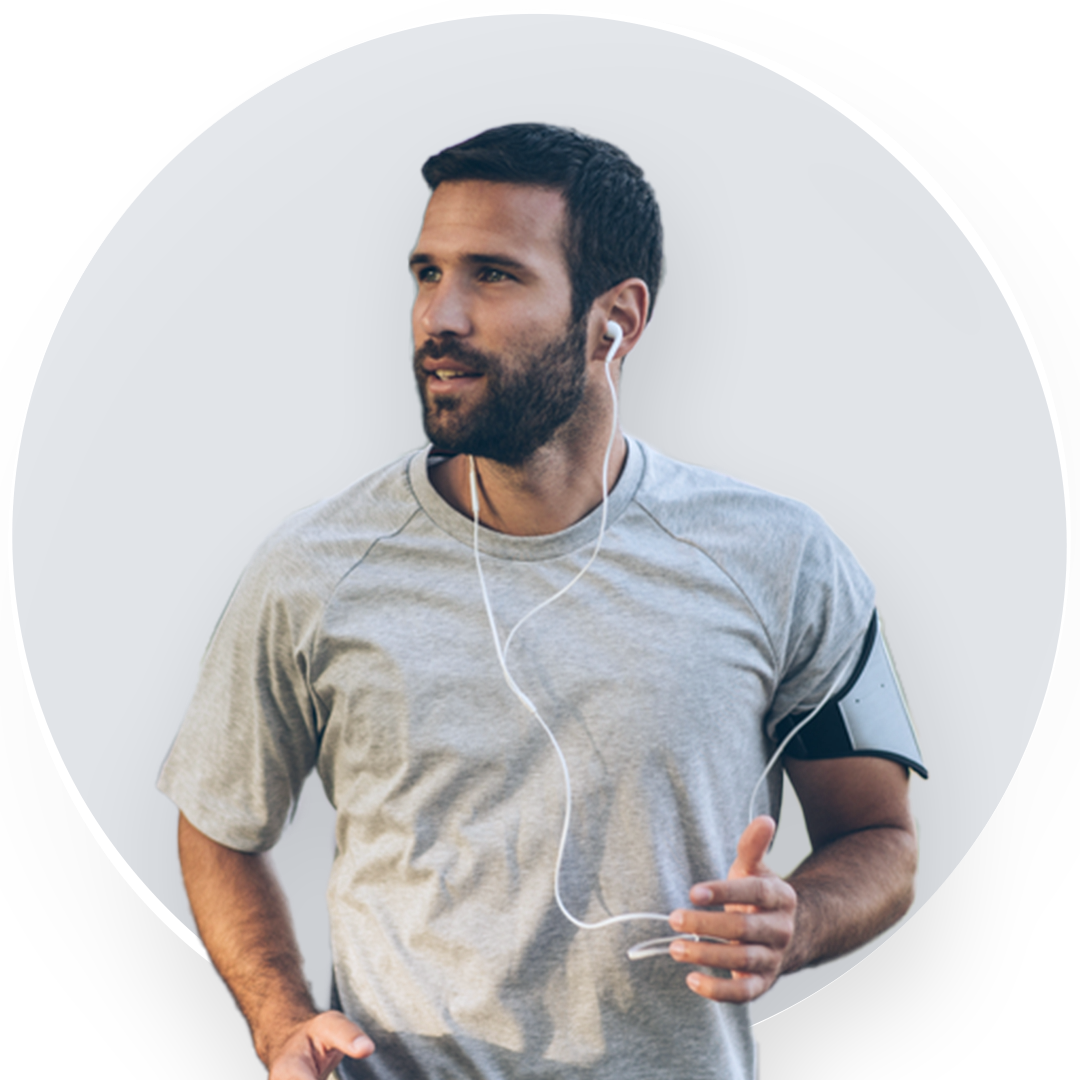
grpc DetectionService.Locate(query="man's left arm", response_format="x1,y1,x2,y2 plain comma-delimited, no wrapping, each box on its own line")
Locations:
667,756,917,1002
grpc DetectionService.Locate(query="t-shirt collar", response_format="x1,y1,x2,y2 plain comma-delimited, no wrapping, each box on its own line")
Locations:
407,437,645,561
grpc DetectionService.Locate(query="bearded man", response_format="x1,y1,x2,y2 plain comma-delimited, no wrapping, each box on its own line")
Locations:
159,123,923,1080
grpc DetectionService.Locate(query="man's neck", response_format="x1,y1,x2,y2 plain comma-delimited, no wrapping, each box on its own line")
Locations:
429,431,629,537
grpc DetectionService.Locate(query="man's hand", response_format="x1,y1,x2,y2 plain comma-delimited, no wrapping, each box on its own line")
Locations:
668,757,918,1004
667,815,794,1003
267,1011,375,1080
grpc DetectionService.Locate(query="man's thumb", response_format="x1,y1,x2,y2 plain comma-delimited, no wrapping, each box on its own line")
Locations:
729,815,776,879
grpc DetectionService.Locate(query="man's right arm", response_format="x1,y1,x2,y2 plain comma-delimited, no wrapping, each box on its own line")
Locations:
177,813,374,1079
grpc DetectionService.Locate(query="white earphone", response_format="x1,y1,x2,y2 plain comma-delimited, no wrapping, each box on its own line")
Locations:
604,319,624,359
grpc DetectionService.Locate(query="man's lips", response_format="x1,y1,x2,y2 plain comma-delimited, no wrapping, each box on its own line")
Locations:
416,340,494,396
421,362,484,393
420,355,485,388
421,357,479,374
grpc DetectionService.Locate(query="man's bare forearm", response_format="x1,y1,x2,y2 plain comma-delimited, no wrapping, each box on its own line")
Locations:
782,823,917,974
177,813,317,1065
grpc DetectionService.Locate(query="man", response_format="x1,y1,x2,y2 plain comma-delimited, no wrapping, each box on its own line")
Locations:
159,123,921,1080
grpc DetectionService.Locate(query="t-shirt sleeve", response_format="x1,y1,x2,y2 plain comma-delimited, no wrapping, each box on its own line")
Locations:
157,536,325,852
631,449,877,745
761,510,876,740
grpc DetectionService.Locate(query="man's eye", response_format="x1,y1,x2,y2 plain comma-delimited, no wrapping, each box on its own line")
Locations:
416,267,441,283
478,268,511,283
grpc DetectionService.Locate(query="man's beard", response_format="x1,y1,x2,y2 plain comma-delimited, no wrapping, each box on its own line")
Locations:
413,317,589,467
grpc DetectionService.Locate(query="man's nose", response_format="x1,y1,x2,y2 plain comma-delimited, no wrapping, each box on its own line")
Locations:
417,278,472,338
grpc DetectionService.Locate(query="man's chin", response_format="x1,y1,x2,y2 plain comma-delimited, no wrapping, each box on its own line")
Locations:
422,421,479,459
423,423,530,466
421,398,464,443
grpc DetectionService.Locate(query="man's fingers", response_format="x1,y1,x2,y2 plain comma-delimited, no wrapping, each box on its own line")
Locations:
688,821,786,908
670,906,793,950
669,937,777,974
309,1011,376,1058
685,873,795,911
674,818,794,1006
685,969,770,1004
673,933,786,1006
270,1012,376,1080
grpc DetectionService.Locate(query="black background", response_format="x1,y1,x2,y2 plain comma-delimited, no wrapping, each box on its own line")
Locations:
14,21,1062,1075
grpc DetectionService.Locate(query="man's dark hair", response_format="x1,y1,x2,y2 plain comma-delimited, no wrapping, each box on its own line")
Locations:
422,123,664,324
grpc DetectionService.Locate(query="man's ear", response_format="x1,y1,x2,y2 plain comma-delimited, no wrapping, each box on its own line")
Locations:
589,278,649,364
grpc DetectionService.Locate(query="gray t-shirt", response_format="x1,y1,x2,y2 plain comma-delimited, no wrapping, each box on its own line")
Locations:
159,438,874,1079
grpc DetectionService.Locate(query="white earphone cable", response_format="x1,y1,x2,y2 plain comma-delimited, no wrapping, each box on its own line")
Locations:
470,324,672,934
468,320,844,957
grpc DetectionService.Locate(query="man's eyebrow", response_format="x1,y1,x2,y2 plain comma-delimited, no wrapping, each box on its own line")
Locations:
408,252,531,273
462,253,530,273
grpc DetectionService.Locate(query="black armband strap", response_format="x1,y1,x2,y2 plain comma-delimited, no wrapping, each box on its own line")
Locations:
774,611,928,778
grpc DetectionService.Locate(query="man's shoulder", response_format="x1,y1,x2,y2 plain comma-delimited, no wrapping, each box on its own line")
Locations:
633,441,831,549
632,441,874,645
239,449,425,601
276,449,422,544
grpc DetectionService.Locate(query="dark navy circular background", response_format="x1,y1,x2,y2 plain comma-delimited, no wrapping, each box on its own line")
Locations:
13,16,1065,1023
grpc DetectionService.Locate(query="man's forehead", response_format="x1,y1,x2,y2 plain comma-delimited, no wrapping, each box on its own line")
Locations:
414,181,567,257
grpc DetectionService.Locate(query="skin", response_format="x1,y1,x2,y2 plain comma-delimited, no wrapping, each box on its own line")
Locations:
177,178,918,1073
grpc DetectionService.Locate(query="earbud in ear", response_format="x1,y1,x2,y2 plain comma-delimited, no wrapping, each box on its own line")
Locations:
604,320,623,363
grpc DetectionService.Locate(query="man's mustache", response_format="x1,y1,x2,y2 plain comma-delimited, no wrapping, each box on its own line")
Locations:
413,337,494,372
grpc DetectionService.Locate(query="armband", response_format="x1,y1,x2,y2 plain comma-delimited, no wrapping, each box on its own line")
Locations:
774,611,927,778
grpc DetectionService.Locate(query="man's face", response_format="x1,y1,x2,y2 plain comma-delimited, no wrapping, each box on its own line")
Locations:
410,181,588,466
